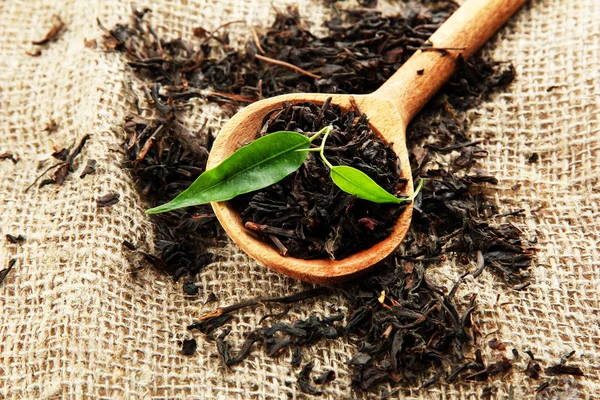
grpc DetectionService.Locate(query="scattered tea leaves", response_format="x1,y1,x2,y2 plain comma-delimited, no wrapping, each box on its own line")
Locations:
291,347,302,367
545,351,584,376
0,152,18,164
25,134,91,192
480,386,496,399
313,369,335,385
97,193,120,208
0,259,16,287
298,362,322,396
527,153,539,163
32,15,65,45
6,234,25,244
80,159,97,178
535,381,549,393
181,338,197,355
26,49,42,57
122,116,216,280
122,239,136,251
488,338,506,351
99,1,536,395
183,281,199,295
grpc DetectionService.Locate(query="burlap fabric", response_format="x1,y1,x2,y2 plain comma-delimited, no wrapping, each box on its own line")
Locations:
1,0,598,398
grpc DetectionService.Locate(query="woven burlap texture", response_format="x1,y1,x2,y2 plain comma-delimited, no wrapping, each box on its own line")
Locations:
1,0,598,398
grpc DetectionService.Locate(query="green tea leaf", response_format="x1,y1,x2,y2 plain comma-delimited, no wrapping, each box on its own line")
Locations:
146,131,311,214
330,165,402,204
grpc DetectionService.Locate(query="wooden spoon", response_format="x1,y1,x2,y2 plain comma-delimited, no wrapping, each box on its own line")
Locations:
206,0,526,283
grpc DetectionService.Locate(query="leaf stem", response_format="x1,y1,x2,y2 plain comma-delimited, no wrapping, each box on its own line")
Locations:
309,125,332,143
318,126,334,169
401,178,424,201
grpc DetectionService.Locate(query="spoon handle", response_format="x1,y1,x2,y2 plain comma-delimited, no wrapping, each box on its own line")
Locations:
373,0,526,125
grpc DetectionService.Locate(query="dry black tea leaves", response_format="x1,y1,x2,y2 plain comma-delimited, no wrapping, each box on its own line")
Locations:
6,234,25,244
79,159,97,178
525,350,541,379
194,254,486,391
291,347,302,367
32,15,65,45
465,358,512,381
183,281,199,295
545,364,584,377
237,101,406,260
480,386,496,399
99,3,463,108
26,134,91,192
122,115,216,281
103,2,527,280
488,338,506,351
544,351,584,377
341,256,478,390
181,338,197,356
0,259,16,287
122,240,136,251
96,193,120,208
298,362,323,396
25,49,42,57
99,0,537,394
313,369,336,385
0,152,18,164
535,381,549,393
527,153,539,163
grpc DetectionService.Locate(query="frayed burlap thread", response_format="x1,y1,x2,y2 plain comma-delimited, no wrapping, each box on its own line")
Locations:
1,0,599,398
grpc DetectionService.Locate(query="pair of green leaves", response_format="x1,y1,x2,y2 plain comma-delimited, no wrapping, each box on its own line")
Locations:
146,126,418,214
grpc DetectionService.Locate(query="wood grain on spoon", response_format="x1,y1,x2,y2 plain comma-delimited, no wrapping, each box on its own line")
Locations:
207,0,526,283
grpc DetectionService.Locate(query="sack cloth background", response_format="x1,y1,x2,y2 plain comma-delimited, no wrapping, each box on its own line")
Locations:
1,0,598,398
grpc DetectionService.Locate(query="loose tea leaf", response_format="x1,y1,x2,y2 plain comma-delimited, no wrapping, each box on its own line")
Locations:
183,281,199,295
545,364,584,376
122,116,216,281
6,234,25,244
181,338,197,356
536,382,549,393
0,152,18,164
96,193,120,208
25,134,91,192
488,338,506,351
545,351,584,376
297,362,322,396
79,159,97,178
0,259,16,287
313,370,336,385
32,15,65,45
146,131,312,214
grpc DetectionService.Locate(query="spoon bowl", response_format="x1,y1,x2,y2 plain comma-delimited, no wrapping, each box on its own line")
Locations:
206,0,526,283
207,93,413,283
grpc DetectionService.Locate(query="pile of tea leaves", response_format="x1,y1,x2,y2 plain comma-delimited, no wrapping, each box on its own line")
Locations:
122,115,216,281
99,2,465,111
235,100,406,260
99,0,541,395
